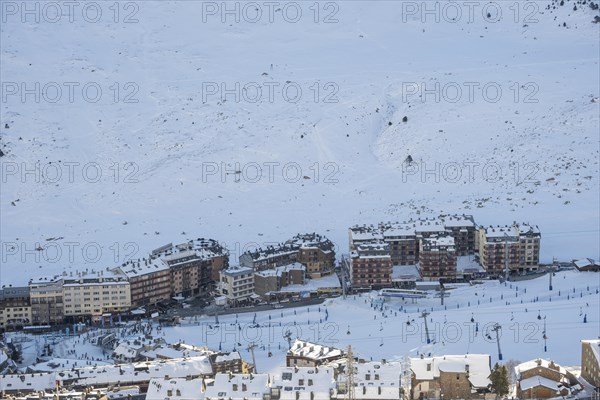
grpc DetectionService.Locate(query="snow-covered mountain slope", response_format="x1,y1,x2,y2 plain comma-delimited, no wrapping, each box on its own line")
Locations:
1,0,599,284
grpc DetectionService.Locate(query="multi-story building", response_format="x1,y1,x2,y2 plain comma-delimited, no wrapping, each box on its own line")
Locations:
62,270,131,323
153,239,229,298
240,233,335,278
478,223,541,276
29,277,63,326
254,263,306,298
418,235,457,280
349,242,393,288
581,340,600,389
219,266,255,306
350,215,477,269
291,233,335,278
0,287,31,331
113,257,171,308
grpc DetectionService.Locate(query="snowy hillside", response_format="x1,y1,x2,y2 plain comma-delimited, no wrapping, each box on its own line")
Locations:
1,0,599,284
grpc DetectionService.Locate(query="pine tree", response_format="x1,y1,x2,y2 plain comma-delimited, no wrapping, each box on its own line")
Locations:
489,363,510,398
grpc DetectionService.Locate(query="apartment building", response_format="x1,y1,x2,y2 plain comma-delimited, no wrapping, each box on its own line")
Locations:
219,266,255,306
581,340,600,389
113,257,171,308
62,270,131,323
0,286,31,331
154,239,229,298
290,233,336,278
478,223,541,276
350,215,477,268
29,276,63,326
253,263,306,298
418,235,457,280
240,233,335,278
349,242,393,288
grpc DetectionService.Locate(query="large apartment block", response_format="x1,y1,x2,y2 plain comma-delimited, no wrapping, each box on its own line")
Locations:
29,277,63,326
419,235,457,280
478,223,541,276
349,242,393,288
62,270,131,323
0,287,31,331
350,214,477,267
240,233,335,278
112,257,171,308
581,340,600,389
153,239,229,298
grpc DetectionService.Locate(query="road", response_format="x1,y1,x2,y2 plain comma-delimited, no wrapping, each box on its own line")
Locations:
165,297,328,319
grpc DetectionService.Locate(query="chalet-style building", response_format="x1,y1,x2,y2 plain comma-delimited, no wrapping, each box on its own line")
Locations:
573,258,600,272
410,354,491,400
286,339,344,367
514,358,578,399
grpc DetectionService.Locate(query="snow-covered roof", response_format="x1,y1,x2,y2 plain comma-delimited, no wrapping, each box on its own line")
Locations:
456,256,484,273
254,262,306,277
271,366,336,400
519,375,561,391
214,351,242,363
354,361,402,385
62,270,128,286
574,258,599,268
422,235,455,248
410,354,491,389
146,377,204,400
221,265,254,277
515,359,567,377
277,274,340,293
116,257,170,278
288,340,344,361
26,358,111,372
391,265,420,281
205,373,269,400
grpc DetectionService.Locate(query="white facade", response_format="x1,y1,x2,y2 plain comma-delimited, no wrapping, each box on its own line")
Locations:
219,266,255,304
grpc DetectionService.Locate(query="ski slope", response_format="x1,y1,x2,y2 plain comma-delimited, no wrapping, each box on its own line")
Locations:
1,0,599,284
10,270,600,373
